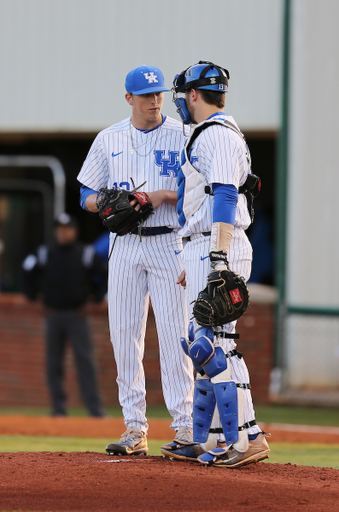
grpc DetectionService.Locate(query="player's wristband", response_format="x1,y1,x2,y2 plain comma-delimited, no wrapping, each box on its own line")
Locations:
210,250,228,263
209,250,229,271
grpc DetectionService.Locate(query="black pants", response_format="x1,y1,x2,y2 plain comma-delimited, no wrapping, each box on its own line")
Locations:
44,309,104,416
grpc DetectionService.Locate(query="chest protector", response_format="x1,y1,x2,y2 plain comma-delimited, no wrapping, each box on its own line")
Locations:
177,118,259,227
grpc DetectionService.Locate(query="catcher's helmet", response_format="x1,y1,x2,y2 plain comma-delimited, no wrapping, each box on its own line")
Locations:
173,61,229,93
172,61,229,124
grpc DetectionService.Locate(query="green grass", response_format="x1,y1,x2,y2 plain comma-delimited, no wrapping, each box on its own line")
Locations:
255,404,339,427
0,436,170,456
0,404,338,469
262,443,339,469
1,403,339,426
0,436,338,469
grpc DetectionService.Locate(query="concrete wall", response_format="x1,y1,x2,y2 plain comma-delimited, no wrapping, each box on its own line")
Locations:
0,0,283,132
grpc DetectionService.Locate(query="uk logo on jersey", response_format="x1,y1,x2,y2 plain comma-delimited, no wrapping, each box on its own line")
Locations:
144,72,158,84
154,150,179,177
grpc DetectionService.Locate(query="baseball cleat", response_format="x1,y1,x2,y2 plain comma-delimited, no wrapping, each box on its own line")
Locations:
173,425,194,444
161,425,200,461
197,432,270,468
106,426,148,456
161,441,205,461
161,424,227,462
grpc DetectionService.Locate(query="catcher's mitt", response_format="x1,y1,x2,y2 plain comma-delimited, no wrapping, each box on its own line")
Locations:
96,185,153,236
193,269,250,327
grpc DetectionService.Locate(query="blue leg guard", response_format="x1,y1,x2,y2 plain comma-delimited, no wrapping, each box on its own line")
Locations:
213,381,239,447
193,379,216,443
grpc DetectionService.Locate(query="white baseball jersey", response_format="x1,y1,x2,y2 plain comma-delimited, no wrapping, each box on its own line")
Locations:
180,112,260,436
77,115,194,434
179,113,252,264
78,116,186,229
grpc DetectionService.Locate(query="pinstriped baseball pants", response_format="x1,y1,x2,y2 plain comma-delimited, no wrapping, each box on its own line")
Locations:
183,230,261,436
107,231,194,434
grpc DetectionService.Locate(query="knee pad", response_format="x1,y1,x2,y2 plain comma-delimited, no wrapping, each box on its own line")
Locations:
188,321,195,342
192,378,216,443
180,322,206,362
188,327,214,367
203,347,227,379
180,336,204,373
187,327,228,378
180,337,189,356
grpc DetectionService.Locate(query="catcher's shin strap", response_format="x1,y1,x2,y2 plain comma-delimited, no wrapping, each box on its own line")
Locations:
214,332,240,340
210,420,256,435
227,349,243,359
130,226,173,236
236,382,251,390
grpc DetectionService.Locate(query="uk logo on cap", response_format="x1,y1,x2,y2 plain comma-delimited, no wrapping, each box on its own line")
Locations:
144,72,158,84
125,65,170,95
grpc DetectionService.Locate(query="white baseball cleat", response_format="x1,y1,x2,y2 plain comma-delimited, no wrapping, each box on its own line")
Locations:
106,426,148,456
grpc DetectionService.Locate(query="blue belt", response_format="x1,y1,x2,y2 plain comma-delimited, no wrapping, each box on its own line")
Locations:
130,226,173,236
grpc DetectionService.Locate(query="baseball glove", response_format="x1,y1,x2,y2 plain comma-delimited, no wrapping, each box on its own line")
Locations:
96,184,153,236
193,269,250,327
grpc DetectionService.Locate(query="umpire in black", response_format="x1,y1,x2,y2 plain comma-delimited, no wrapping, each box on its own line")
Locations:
22,213,107,417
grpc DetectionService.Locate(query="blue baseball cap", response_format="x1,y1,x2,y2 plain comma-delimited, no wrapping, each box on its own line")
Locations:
125,65,170,95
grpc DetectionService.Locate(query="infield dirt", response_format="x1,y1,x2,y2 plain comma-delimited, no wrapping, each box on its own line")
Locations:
0,416,338,511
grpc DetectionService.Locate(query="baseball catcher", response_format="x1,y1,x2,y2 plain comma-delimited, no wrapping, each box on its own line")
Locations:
96,181,154,236
160,60,269,469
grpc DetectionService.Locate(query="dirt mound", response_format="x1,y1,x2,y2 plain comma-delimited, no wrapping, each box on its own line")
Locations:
1,416,339,511
0,451,338,511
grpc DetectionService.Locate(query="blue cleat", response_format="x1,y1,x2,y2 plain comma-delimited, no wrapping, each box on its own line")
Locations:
161,441,205,461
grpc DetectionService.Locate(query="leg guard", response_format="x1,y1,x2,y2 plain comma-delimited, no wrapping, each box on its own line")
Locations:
192,378,216,443
213,380,239,447
212,369,249,453
200,404,221,452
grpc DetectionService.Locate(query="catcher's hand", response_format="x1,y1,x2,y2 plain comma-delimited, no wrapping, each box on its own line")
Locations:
193,268,250,327
96,185,153,236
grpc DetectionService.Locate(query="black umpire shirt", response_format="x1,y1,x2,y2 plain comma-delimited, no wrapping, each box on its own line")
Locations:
21,242,107,310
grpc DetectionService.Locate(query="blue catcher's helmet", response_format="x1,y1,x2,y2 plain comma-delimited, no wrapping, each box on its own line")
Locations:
173,60,229,93
172,61,229,124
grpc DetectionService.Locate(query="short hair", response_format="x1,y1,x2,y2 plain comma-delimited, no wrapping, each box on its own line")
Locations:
198,89,225,108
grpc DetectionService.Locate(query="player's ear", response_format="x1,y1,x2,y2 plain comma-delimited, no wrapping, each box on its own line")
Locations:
125,92,134,106
191,89,199,102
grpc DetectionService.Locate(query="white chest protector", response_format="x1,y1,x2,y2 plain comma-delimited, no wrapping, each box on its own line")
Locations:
177,118,251,227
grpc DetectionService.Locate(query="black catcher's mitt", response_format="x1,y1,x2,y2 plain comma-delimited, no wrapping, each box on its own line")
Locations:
96,185,153,236
193,269,250,327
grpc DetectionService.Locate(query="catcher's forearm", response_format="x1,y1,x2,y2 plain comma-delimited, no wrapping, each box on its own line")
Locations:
209,222,234,269
210,222,234,254
85,194,99,213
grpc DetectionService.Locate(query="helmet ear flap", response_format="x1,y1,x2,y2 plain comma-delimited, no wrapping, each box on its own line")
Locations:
173,96,191,125
174,71,186,88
